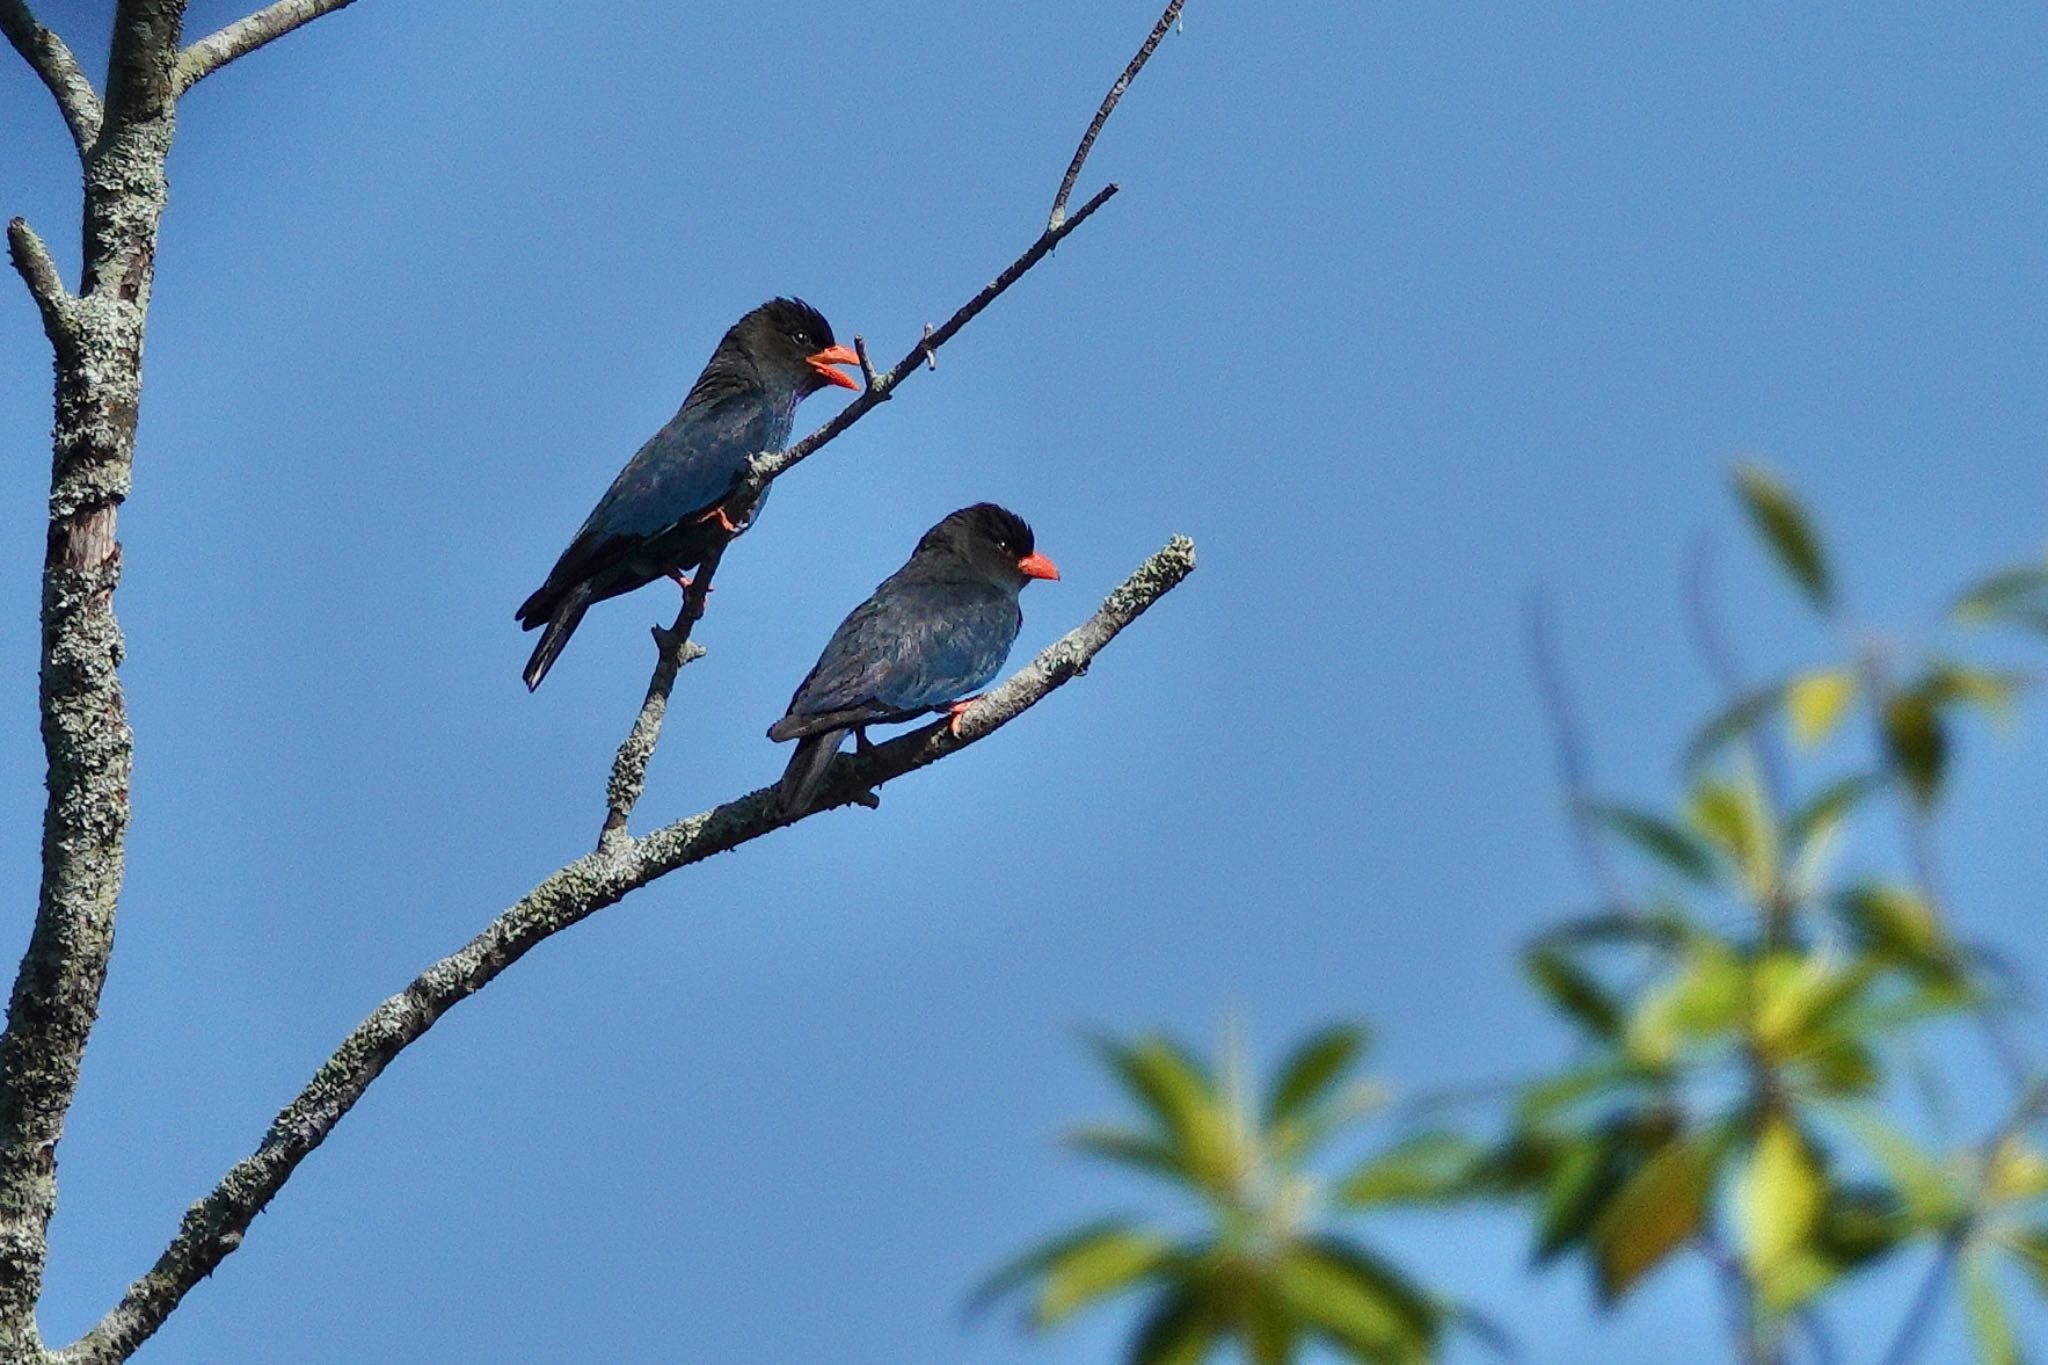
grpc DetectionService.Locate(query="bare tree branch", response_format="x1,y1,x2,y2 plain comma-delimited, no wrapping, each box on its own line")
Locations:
58,536,1195,1365
600,566,717,848
739,182,1119,512
6,216,72,344
1050,0,1184,228
173,0,356,94
0,0,103,152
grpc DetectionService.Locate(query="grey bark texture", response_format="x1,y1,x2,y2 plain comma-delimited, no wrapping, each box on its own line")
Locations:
0,1,1190,1359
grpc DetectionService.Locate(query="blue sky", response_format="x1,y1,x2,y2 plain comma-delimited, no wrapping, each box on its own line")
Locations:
5,2,2048,1360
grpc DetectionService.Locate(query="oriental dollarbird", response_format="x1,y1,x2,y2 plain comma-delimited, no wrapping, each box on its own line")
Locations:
768,503,1060,815
516,298,859,689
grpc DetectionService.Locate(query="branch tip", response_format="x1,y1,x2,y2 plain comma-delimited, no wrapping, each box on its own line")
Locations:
0,0,102,151
175,0,361,94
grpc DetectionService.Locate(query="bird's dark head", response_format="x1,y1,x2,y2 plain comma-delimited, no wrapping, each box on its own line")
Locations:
915,503,1061,587
724,297,860,396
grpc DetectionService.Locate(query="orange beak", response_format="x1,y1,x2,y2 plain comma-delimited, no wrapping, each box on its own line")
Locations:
1017,551,1060,582
806,343,861,391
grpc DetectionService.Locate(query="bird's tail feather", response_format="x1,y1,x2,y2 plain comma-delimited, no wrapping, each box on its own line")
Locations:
777,728,848,817
522,584,593,691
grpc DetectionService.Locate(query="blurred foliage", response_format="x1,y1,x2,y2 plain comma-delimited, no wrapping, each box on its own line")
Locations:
973,1026,1499,1363
990,468,2048,1363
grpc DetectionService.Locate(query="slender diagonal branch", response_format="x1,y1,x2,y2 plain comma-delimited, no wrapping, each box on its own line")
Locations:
742,182,1118,505
173,0,356,94
7,216,73,345
58,536,1194,1365
1050,0,1184,227
0,0,102,152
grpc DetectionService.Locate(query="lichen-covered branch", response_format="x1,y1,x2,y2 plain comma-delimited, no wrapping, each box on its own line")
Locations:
600,580,715,849
56,536,1194,1365
0,0,103,153
1049,0,1183,227
6,217,72,347
173,0,356,94
0,6,185,1358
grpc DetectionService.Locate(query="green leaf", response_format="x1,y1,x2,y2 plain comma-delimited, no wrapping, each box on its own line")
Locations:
1924,662,2028,729
1684,683,1787,772
1687,772,1778,900
1628,937,1746,1065
1127,1283,1216,1365
1582,803,1719,884
1517,1058,1651,1125
1815,1182,1907,1268
1734,463,1833,608
1954,563,2048,624
969,1218,1142,1318
1787,774,1881,857
1835,882,1960,986
1883,691,1949,809
1964,1252,2022,1365
1276,1237,1439,1358
1533,1132,1630,1263
1037,1226,1175,1326
1987,1136,2048,1207
1525,947,1624,1041
1337,1132,1486,1208
1090,1035,1234,1193
1838,1110,1967,1230
1538,908,1693,952
1590,1132,1718,1301
1068,1127,1190,1185
1263,1025,1367,1129
1739,1115,1827,1310
2004,1225,2048,1297
1787,670,1858,747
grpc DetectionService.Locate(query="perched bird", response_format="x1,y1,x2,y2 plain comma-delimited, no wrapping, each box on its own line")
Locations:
768,503,1060,815
516,297,859,689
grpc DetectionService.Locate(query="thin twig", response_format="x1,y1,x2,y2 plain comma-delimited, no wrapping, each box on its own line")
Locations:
852,334,882,394
742,182,1118,507
1523,590,1627,906
599,555,720,846
56,536,1194,1365
1049,0,1184,227
0,0,102,152
174,0,358,94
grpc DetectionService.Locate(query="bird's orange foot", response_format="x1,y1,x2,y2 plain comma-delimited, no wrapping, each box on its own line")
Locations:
945,695,983,736
696,506,741,535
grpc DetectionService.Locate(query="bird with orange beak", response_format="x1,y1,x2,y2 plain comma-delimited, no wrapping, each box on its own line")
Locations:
516,297,859,689
768,503,1060,815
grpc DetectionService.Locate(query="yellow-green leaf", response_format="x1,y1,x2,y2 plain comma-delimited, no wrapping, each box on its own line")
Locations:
1628,939,1745,1065
1987,1137,2048,1207
1739,1116,1827,1310
1037,1227,1173,1325
1337,1132,1484,1208
1786,670,1858,747
1590,1135,1716,1301
1687,773,1778,901
1964,1253,2021,1365
1734,464,1833,609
